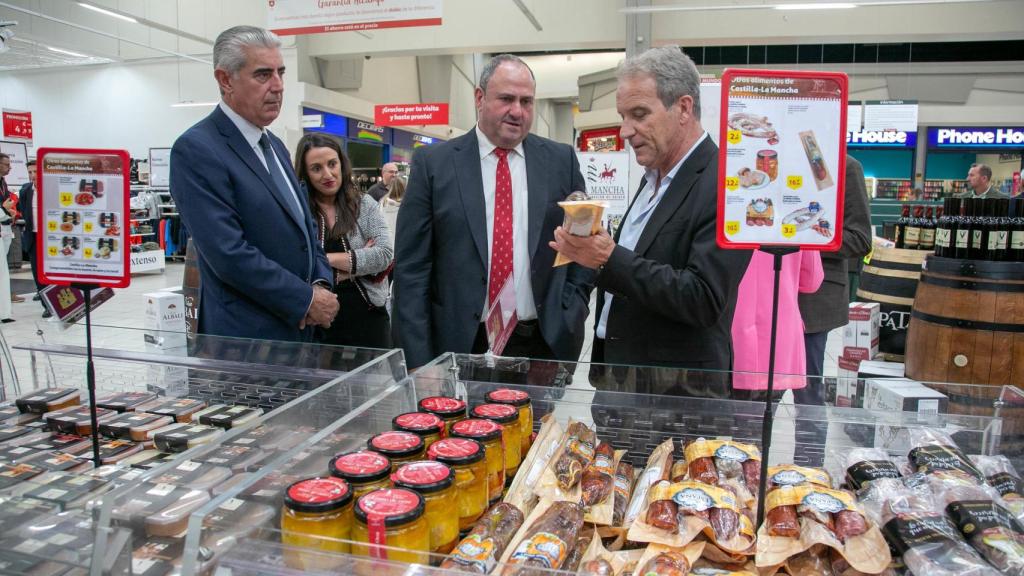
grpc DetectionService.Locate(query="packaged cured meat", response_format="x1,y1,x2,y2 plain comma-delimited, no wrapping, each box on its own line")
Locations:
122,450,178,471
21,471,111,510
226,424,309,452
670,460,688,483
613,460,636,527
768,465,832,489
95,392,156,413
562,534,592,572
506,414,560,515
27,450,91,473
22,432,91,454
44,406,117,436
192,444,266,472
111,483,210,537
623,439,674,529
0,462,44,489
500,500,584,574
95,439,143,465
15,388,80,414
844,448,902,490
582,442,615,508
684,439,761,494
0,425,33,444
907,429,984,483
636,550,690,575
973,454,1024,520
0,404,41,425
151,423,222,453
198,498,276,567
579,558,614,575
441,502,524,573
194,404,263,430
97,412,173,442
628,480,755,553
137,398,206,423
553,421,597,491
938,482,1024,574
148,460,232,491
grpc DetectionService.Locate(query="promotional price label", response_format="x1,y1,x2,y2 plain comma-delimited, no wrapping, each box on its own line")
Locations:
716,69,848,251
37,148,131,288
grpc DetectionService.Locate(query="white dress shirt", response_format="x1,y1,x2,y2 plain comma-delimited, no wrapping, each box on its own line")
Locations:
218,102,304,216
477,127,537,321
596,132,709,339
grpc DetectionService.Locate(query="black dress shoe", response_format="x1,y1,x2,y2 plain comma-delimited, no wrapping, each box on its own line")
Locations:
1,318,14,323
41,310,52,319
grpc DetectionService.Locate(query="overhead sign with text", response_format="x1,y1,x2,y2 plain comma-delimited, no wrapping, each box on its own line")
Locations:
2,109,33,144
374,103,449,126
846,130,917,148
717,69,848,251
863,100,918,132
928,126,1024,149
268,0,442,35
149,148,171,187
0,140,30,187
37,148,131,288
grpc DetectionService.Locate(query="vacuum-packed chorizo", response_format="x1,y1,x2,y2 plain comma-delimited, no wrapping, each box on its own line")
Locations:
688,457,718,486
581,442,615,507
709,507,739,541
833,509,868,542
645,499,679,532
554,422,597,491
579,559,614,576
767,504,800,537
442,502,525,573
612,460,635,526
635,551,690,576
502,501,584,575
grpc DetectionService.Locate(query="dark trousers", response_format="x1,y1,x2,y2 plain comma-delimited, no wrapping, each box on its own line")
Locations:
318,283,392,349
791,330,831,466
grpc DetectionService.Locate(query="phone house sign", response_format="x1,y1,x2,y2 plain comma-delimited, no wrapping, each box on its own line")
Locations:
928,127,1024,148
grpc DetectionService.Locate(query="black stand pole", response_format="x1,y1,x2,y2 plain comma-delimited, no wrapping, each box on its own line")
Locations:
74,284,101,467
754,246,798,529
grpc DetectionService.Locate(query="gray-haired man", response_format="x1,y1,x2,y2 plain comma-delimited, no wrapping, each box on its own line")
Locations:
170,26,337,341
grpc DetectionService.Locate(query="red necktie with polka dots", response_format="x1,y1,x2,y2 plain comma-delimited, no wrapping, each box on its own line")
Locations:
488,148,513,306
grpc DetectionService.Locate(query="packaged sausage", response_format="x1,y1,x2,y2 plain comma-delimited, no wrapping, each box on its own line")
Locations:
442,502,525,573
122,450,179,471
0,461,44,489
766,466,833,538
194,404,263,430
562,533,592,573
622,439,674,531
95,392,157,413
632,542,705,576
582,442,616,508
907,429,984,484
27,451,92,473
111,482,210,537
15,388,80,414
683,439,761,495
507,415,560,515
579,558,614,575
98,412,173,442
44,406,117,436
936,481,1024,574
553,421,597,491
584,448,628,526
973,454,1024,521
499,500,585,574
0,425,34,444
0,403,41,425
191,444,266,472
151,423,222,453
137,398,206,423
21,471,111,510
22,432,92,455
613,459,636,527
628,480,755,553
148,460,232,491
96,439,144,465
843,447,902,490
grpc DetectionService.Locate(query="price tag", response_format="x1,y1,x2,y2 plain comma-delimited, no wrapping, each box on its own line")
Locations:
781,224,797,238
725,221,740,236
725,176,739,191
59,192,73,207
726,130,742,145
48,246,58,257
786,175,803,190
83,248,93,259
84,222,93,233
47,221,58,232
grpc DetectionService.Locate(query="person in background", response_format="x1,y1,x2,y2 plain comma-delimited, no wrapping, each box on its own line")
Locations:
957,163,1008,199
0,153,16,322
381,175,405,246
296,132,394,348
170,25,338,341
367,162,399,202
17,160,48,317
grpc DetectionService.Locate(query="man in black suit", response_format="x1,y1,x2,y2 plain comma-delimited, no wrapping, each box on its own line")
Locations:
552,46,751,398
393,54,594,371
17,160,48,317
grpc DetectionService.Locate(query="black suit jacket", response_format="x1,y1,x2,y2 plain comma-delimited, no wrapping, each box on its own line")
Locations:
393,130,595,369
593,137,751,370
17,182,34,251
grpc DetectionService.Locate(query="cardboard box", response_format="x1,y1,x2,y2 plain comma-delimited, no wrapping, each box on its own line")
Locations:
864,378,947,415
843,302,880,360
858,360,905,380
143,291,187,350
836,355,864,407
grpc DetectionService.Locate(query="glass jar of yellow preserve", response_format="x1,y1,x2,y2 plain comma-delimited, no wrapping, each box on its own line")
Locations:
368,431,425,470
427,437,487,530
392,412,444,450
451,418,505,505
329,450,392,499
352,488,429,565
471,403,521,482
281,476,354,571
484,388,533,457
417,396,467,437
391,461,459,555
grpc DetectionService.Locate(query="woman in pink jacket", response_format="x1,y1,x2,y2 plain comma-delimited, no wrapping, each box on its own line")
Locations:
731,249,823,393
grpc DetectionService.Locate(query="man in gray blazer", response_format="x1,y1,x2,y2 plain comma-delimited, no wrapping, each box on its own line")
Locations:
393,55,594,370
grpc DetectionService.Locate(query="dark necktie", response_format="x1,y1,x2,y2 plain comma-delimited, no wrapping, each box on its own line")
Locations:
488,148,514,307
258,133,302,222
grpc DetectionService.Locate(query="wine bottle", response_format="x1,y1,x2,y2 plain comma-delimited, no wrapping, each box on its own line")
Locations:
988,198,1010,261
894,204,911,248
935,198,951,257
1011,200,1024,262
904,205,923,250
919,206,936,252
953,198,972,259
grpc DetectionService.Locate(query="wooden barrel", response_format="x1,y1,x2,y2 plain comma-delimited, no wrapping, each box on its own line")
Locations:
856,246,927,356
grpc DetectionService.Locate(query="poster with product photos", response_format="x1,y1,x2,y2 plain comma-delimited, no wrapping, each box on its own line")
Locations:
716,69,848,251
37,148,131,288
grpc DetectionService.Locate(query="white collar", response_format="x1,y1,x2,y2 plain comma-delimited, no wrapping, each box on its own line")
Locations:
644,131,708,187
476,126,526,160
219,101,265,149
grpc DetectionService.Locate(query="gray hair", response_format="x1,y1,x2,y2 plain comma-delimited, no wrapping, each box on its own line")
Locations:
214,26,281,75
971,163,993,181
479,54,535,93
618,45,701,119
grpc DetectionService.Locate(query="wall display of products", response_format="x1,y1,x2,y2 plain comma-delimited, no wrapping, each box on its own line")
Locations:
718,69,848,250
578,127,624,152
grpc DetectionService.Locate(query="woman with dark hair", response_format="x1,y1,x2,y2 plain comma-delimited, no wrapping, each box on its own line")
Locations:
294,132,393,348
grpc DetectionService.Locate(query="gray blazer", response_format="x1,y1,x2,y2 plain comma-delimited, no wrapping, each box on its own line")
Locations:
798,155,873,334
345,194,394,308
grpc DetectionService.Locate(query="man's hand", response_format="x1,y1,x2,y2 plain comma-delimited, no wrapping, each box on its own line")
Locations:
300,285,339,329
548,227,615,270
1,197,15,216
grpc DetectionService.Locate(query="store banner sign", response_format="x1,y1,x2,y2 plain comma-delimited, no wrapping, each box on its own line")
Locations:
347,120,392,144
374,103,449,126
928,126,1024,149
577,151,630,232
36,148,131,288
863,100,918,132
848,101,863,131
0,140,30,187
268,0,442,36
2,109,33,143
846,130,916,148
717,69,849,251
148,148,171,187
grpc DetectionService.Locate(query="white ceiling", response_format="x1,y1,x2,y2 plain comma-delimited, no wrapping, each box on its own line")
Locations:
0,36,115,71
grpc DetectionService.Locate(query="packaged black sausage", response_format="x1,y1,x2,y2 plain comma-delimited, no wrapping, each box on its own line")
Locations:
15,388,81,414
137,398,206,423
844,447,902,490
939,482,1024,574
194,404,262,430
44,406,117,436
98,412,174,442
151,423,222,453
95,392,157,413
907,429,984,483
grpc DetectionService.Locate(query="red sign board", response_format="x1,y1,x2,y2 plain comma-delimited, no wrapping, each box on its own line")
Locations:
3,110,33,142
374,103,449,127
36,148,131,288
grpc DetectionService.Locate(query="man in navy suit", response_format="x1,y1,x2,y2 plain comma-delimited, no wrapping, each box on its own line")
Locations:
170,26,338,342
393,55,594,370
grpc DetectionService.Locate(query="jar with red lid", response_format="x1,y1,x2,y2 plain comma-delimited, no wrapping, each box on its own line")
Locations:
484,388,533,457
417,396,467,436
367,431,425,470
756,149,779,182
392,412,443,450
427,437,488,530
451,418,505,504
281,476,354,571
391,461,459,554
352,488,430,565
471,403,522,482
329,450,392,499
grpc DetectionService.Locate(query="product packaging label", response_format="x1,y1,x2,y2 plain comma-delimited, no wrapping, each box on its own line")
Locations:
908,444,984,481
685,439,761,463
446,534,497,573
507,531,568,569
845,459,902,489
768,465,831,488
765,484,857,514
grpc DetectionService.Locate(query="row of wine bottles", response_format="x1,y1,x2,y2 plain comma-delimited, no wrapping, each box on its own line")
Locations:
895,197,1024,261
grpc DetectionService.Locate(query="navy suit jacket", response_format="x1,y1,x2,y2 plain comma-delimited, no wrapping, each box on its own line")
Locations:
170,106,331,342
393,130,595,369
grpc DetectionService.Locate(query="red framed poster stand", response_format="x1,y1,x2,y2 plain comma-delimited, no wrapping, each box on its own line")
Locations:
35,148,132,466
715,69,849,527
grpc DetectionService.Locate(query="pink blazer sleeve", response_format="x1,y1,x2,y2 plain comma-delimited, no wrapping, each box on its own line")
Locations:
798,250,824,294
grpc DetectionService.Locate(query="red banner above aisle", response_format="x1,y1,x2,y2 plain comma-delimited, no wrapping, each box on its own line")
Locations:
716,69,849,252
2,109,33,144
268,0,443,36
374,103,449,127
